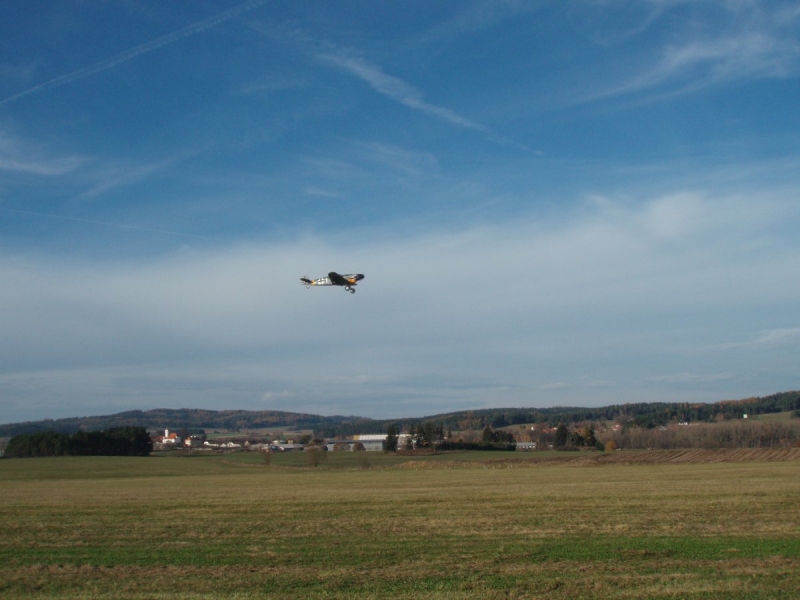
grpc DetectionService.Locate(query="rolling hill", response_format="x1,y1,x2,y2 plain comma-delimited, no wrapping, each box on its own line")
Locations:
2,391,798,438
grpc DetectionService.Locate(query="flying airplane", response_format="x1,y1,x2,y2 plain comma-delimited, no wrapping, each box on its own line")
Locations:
301,272,365,294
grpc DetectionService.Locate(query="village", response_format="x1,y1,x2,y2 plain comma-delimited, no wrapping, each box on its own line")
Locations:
148,417,766,455
149,428,540,453
153,428,394,452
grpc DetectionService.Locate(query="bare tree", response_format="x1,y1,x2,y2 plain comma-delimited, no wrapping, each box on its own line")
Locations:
306,447,327,468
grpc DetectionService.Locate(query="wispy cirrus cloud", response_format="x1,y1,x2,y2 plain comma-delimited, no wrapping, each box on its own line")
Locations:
0,206,217,241
354,141,438,177
626,32,799,95
0,132,85,175
304,187,342,199
0,0,270,107
79,147,205,198
412,0,536,48
317,51,527,150
540,382,570,390
0,132,210,240
318,52,489,132
650,372,735,385
541,379,617,391
588,2,800,102
704,328,800,351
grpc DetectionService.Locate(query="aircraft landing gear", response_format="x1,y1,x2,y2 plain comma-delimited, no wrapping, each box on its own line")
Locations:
345,286,355,294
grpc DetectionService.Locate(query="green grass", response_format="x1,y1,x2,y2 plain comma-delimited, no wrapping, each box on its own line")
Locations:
1,453,799,598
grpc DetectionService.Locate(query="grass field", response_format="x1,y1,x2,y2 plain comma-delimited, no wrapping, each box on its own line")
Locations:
1,451,799,599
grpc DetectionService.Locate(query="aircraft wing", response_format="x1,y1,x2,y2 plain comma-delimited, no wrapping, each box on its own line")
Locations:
328,271,348,285
328,272,364,285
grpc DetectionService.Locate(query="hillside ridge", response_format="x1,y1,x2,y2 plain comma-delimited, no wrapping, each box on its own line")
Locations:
2,390,798,438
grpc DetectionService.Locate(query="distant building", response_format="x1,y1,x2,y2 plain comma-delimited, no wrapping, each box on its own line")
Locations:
150,428,183,448
162,429,182,445
353,434,390,451
328,433,412,451
269,442,304,452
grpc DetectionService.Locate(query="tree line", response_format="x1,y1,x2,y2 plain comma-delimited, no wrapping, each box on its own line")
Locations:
0,408,364,438
429,391,800,432
601,419,800,450
326,391,800,438
3,427,152,458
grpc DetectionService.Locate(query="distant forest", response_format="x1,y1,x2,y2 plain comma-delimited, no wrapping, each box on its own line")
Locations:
1,391,798,440
3,427,152,458
317,390,800,437
0,408,352,438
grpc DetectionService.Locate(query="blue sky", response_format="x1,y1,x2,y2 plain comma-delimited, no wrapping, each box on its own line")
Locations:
2,0,799,424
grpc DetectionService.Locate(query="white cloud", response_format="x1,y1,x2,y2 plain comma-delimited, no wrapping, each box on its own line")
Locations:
637,192,707,240
2,186,799,422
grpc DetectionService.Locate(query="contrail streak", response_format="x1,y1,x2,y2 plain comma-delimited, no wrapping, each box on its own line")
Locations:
318,52,528,150
1,0,269,108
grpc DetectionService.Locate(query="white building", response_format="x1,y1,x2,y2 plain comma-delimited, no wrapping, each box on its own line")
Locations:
325,433,413,451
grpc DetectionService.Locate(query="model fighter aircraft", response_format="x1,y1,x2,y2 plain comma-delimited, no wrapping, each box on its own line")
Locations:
301,272,365,294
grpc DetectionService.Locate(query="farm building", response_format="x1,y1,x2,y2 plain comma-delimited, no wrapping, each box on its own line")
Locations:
516,442,537,451
326,433,412,451
269,442,305,452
